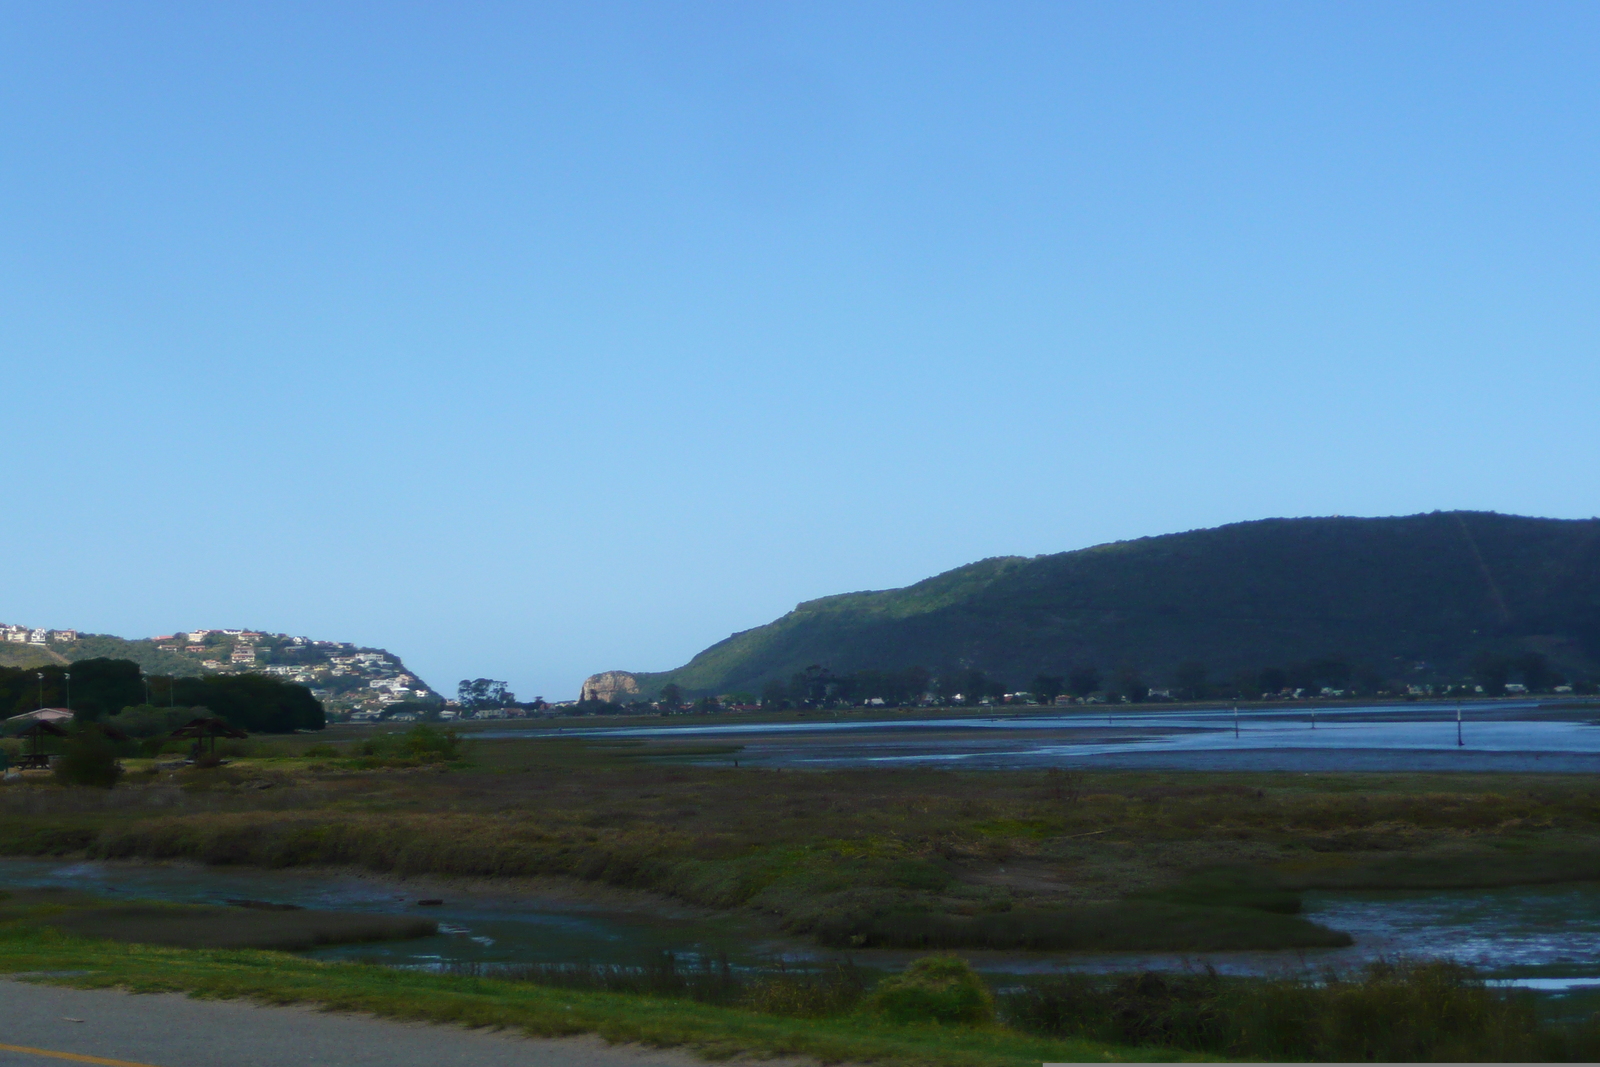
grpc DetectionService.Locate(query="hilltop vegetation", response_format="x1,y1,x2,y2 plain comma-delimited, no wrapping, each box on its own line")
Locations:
617,511,1600,699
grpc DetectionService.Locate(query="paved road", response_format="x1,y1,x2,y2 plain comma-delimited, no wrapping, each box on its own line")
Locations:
0,979,723,1067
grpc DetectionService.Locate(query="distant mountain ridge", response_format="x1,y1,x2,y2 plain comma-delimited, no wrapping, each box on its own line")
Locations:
594,512,1600,699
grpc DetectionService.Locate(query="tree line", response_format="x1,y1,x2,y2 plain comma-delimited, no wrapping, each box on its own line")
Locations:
0,659,324,733
566,649,1594,716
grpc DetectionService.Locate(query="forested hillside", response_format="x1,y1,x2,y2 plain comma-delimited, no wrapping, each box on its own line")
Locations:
619,512,1600,699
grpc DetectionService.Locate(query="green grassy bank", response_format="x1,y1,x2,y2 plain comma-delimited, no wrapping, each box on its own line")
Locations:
0,901,1177,1065
8,891,1600,1062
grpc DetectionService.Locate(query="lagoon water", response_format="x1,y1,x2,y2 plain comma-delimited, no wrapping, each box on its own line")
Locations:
525,699,1600,774
6,856,1600,988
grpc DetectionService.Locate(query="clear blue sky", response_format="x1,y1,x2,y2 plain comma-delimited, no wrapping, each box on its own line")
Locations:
4,2,1598,700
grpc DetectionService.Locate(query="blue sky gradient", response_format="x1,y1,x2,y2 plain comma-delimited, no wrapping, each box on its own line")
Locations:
3,2,1597,698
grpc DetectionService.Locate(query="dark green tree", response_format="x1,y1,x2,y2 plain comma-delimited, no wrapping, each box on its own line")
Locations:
1309,657,1354,690
1031,674,1065,705
457,678,513,709
54,725,123,788
936,669,996,705
1471,652,1511,696
1172,661,1208,701
659,683,683,709
1067,666,1102,700
172,674,324,733
1258,667,1289,695
0,660,145,720
1113,666,1148,703
788,664,835,705
1515,651,1556,692
1354,665,1389,695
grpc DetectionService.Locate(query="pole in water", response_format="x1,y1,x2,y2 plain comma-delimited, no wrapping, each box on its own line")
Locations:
1234,705,1240,738
1311,709,1316,730
1457,703,1463,747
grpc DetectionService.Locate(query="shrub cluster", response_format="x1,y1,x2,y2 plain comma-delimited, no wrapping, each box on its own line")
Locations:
354,724,462,765
1002,961,1600,1061
51,727,124,789
865,954,995,1025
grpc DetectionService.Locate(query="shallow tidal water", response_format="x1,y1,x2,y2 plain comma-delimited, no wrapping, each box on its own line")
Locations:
0,857,779,971
496,698,1600,774
6,857,1600,989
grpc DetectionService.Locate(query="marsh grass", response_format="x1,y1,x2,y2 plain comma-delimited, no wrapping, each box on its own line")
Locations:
443,952,871,1018
1003,960,1600,1061
7,736,1600,951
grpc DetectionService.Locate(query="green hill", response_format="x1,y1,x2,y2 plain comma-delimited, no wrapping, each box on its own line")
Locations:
0,644,66,670
617,512,1600,698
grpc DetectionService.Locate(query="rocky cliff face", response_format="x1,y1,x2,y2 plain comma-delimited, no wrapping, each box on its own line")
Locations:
580,670,640,703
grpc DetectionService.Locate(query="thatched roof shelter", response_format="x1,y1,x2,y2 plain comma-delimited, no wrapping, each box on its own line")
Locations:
169,716,248,756
14,718,69,769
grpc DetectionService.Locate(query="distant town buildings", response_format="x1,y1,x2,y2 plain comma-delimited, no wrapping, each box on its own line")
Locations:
1,625,79,645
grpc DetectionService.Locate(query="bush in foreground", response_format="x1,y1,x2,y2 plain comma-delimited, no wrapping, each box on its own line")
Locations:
355,724,461,764
866,955,995,1026
53,728,123,789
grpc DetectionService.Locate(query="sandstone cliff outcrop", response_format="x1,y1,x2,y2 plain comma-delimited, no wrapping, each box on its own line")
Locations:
580,670,640,703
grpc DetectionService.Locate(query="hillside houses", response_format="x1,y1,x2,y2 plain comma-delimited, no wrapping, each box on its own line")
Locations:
1,625,77,645
0,620,440,718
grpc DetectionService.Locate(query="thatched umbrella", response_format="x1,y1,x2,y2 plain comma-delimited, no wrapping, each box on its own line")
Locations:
169,716,248,759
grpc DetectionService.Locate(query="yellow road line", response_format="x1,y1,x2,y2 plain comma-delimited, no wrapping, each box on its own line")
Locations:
0,1042,162,1067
